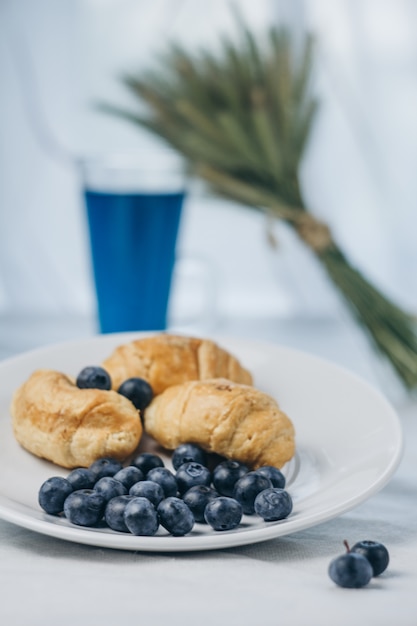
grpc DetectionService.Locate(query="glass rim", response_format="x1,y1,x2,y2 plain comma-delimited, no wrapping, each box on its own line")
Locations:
76,149,186,171
77,149,188,193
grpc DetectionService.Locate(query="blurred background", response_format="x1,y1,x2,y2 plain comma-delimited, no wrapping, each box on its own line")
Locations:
0,0,416,382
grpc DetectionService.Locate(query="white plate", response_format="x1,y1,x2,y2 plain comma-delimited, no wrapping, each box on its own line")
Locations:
0,332,403,552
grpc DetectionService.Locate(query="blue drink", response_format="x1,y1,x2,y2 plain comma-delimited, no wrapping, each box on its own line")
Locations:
84,189,184,333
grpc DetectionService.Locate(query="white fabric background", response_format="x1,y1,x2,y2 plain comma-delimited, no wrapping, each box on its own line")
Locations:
0,0,416,323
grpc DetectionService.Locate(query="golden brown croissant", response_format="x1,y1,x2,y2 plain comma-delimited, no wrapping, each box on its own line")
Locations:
144,378,295,469
10,369,142,469
102,334,253,394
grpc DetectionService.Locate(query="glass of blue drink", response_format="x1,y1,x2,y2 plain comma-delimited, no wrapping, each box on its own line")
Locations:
79,151,186,333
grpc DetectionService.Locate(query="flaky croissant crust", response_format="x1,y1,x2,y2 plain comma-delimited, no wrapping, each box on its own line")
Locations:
144,378,295,469
102,334,253,394
11,369,142,469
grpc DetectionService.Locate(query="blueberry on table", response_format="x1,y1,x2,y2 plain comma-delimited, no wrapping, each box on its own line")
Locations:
233,472,272,515
105,495,134,532
38,476,73,515
129,480,165,507
328,550,373,589
172,443,208,471
183,485,219,523
147,467,178,497
124,497,159,536
175,462,212,495
89,457,123,480
204,496,243,531
113,466,144,490
66,468,96,490
255,466,286,489
254,488,293,522
130,452,164,474
76,366,111,390
157,497,194,536
350,540,389,576
63,489,106,527
94,476,127,502
212,460,249,497
118,377,153,411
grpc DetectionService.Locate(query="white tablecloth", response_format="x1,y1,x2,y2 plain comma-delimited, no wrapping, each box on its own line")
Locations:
0,314,416,626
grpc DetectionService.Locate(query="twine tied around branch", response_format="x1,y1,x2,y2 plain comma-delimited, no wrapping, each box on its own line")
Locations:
293,213,334,254
266,211,334,255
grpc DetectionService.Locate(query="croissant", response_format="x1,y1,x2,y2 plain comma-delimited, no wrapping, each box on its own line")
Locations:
143,378,295,469
102,334,253,394
10,369,142,469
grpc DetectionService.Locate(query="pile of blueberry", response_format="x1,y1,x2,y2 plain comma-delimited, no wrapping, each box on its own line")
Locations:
38,444,293,537
38,363,293,536
328,539,390,588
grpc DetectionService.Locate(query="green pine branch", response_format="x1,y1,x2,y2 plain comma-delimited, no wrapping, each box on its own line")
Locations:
99,19,417,391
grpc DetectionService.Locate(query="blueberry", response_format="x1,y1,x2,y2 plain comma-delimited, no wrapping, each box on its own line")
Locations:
328,550,373,588
255,466,286,489
182,485,219,523
38,476,73,515
113,466,144,489
63,489,106,527
350,540,389,576
76,366,111,390
254,488,293,521
89,457,123,480
204,496,243,531
157,497,194,536
212,460,249,497
104,495,134,532
147,467,178,497
130,452,164,474
118,378,153,411
172,443,207,471
66,468,96,490
124,497,159,536
175,462,211,495
94,476,127,502
129,480,165,507
233,472,272,515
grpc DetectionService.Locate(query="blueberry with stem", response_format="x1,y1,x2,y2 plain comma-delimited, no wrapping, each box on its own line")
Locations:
328,540,373,588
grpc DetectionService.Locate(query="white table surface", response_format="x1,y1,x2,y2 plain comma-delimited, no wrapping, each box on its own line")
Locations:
0,313,416,626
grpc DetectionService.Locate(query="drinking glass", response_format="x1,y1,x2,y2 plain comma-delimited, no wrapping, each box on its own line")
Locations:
79,150,186,333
